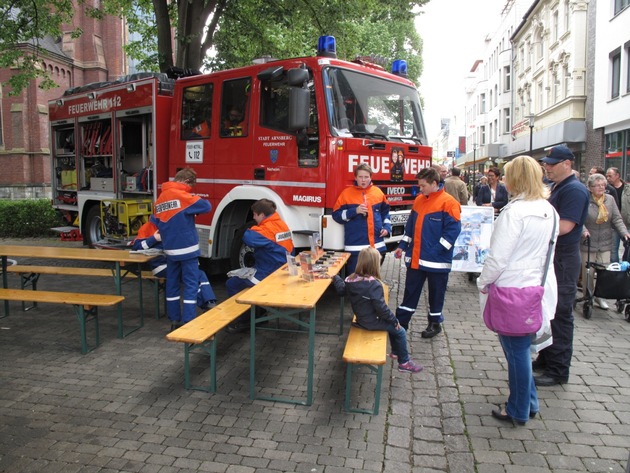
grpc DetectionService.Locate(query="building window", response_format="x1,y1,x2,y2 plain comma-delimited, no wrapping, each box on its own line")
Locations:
614,0,629,15
480,93,486,114
537,81,543,111
503,66,511,92
503,108,510,134
611,48,621,99
553,71,560,104
626,41,630,94
480,125,486,145
563,64,570,98
564,0,570,32
494,84,498,106
535,30,544,63
552,10,559,42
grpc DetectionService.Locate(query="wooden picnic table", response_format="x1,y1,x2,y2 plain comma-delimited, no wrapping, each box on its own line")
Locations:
0,244,156,338
236,251,350,406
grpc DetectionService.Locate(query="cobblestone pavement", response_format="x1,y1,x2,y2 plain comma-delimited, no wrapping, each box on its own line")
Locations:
1,238,630,472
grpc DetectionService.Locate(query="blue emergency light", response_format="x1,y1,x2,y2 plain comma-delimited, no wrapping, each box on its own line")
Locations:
317,36,337,58
392,60,408,78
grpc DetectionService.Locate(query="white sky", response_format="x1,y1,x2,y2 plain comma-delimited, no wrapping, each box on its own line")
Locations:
415,0,509,142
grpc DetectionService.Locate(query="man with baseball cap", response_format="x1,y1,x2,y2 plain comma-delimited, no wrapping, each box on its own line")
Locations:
533,145,589,386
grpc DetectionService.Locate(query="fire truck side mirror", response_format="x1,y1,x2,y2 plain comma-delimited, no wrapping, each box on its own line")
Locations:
287,68,308,86
288,88,309,131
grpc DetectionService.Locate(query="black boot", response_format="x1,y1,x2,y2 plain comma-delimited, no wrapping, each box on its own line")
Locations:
421,322,442,338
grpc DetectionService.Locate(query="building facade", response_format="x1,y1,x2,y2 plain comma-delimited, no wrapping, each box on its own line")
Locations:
456,0,617,179
592,0,630,180
0,7,126,199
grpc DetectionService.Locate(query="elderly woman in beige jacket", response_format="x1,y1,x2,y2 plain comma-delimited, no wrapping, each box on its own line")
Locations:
581,173,630,309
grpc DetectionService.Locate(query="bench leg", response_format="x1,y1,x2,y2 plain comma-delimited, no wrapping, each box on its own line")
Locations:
74,305,99,355
184,338,217,393
344,363,383,415
19,272,41,311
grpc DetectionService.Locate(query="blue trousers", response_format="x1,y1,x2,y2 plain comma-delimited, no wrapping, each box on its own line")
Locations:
226,276,256,324
197,270,216,306
499,334,538,423
165,257,200,324
384,324,410,364
536,243,580,380
396,268,449,329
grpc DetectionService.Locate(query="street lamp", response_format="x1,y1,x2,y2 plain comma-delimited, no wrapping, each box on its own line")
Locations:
526,114,536,155
472,144,478,194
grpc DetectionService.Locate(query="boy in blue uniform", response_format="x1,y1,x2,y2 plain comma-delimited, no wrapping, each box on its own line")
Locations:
226,199,294,333
132,221,216,311
151,168,212,330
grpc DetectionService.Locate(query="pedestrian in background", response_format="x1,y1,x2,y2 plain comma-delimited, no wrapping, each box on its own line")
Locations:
444,167,470,205
395,167,462,338
151,168,212,330
533,145,589,386
580,173,629,309
477,155,559,425
476,167,509,216
333,163,391,274
605,167,628,262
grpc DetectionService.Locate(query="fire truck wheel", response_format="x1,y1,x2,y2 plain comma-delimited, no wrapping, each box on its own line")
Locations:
230,222,256,269
84,205,103,246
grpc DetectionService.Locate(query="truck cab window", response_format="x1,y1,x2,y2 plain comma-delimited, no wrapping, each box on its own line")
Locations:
220,78,251,137
181,83,213,140
260,72,319,166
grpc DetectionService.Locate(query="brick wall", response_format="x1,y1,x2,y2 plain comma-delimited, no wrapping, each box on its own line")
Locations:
0,4,125,199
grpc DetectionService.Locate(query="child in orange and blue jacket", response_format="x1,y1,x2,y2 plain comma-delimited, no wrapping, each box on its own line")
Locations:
394,167,461,338
332,163,391,274
150,168,212,329
132,221,216,311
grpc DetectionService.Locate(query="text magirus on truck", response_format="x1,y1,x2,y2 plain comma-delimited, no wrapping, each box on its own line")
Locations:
48,36,431,274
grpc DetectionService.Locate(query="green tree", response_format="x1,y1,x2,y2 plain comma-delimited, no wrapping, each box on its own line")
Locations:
208,0,425,83
0,0,82,94
1,0,428,95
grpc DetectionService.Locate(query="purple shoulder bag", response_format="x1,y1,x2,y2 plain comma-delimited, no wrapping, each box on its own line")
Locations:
483,215,556,336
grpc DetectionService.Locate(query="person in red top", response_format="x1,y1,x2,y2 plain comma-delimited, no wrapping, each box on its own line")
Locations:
225,198,294,333
150,168,212,330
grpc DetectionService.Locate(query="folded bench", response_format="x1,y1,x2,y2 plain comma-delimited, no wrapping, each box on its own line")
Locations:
0,288,124,354
166,289,250,393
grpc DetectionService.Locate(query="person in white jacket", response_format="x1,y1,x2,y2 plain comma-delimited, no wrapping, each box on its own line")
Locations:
477,155,559,425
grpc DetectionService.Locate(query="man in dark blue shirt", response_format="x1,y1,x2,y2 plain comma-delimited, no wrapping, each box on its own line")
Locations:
533,145,589,386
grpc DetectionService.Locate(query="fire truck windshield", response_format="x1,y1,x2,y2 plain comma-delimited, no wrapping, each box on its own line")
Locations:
323,67,427,145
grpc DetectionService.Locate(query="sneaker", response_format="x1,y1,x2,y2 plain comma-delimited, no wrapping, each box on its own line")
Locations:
594,297,609,310
398,360,424,373
388,353,398,360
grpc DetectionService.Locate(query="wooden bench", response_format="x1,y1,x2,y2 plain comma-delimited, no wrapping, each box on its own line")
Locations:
342,284,389,415
0,288,124,354
4,264,165,318
166,289,251,393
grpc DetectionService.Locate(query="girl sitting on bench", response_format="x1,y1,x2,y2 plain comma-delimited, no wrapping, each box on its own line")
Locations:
332,247,423,373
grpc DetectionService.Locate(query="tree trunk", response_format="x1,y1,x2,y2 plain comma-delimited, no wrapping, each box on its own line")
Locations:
153,0,174,72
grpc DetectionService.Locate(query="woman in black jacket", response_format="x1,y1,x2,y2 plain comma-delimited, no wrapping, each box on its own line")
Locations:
333,247,423,373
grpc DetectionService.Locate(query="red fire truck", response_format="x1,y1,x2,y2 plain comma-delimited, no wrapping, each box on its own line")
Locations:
49,36,431,272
